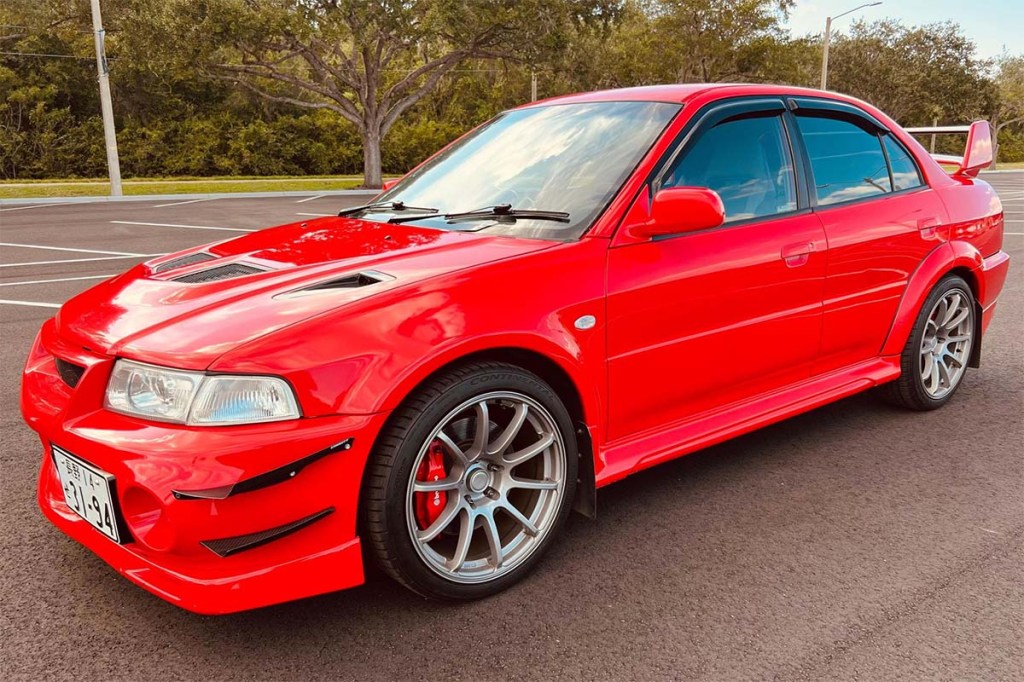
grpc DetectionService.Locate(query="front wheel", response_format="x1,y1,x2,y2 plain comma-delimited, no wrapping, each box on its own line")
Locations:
362,361,577,600
880,275,975,410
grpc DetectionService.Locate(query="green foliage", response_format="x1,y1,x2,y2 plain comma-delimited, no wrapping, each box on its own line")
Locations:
1,0,1022,181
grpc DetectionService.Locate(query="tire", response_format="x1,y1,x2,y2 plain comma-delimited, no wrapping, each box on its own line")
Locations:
362,361,578,600
879,275,976,410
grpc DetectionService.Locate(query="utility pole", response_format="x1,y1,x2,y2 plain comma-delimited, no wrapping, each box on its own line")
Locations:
820,16,832,90
89,0,122,196
531,70,538,102
820,2,883,90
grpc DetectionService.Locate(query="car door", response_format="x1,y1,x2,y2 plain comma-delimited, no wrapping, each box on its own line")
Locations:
788,99,949,374
605,99,828,443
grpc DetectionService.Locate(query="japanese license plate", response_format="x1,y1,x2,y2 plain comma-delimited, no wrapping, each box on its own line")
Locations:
51,445,123,543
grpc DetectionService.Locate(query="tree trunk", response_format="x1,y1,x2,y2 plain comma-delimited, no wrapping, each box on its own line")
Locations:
362,127,383,189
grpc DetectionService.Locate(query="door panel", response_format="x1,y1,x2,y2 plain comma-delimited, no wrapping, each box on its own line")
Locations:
791,108,949,373
606,213,827,442
813,190,947,373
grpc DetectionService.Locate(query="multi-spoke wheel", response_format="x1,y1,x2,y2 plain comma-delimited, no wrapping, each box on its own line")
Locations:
880,275,975,410
362,362,577,599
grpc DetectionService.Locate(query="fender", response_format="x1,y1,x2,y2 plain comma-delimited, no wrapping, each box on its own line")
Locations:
880,240,985,357
375,331,603,427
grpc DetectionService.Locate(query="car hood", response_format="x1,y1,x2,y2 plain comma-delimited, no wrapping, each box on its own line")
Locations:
55,217,554,368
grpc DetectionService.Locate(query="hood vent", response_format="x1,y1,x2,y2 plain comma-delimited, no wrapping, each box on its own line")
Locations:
301,270,394,291
173,263,266,284
151,251,216,274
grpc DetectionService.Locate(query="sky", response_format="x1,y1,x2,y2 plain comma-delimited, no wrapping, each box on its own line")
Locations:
785,0,1023,59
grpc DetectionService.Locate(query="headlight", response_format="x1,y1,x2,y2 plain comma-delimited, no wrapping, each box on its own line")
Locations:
105,359,300,425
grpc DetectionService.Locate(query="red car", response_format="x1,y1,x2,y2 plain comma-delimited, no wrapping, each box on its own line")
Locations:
23,84,1009,613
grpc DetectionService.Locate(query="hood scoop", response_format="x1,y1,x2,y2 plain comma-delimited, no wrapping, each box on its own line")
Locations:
173,263,267,284
151,251,216,274
302,270,394,291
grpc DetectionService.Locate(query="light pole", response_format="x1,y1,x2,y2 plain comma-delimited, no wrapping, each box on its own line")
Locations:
820,2,882,91
89,0,122,196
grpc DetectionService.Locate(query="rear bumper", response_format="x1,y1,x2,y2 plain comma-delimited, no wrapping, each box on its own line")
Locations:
23,322,388,614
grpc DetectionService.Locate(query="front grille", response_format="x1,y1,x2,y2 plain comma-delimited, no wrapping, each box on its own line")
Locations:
173,263,265,284
54,358,85,388
151,251,215,274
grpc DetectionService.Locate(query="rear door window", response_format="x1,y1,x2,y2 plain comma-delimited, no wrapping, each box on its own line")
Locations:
797,115,891,206
882,135,924,191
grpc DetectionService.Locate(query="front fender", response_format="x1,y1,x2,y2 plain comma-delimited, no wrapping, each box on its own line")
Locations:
210,240,608,428
879,240,984,357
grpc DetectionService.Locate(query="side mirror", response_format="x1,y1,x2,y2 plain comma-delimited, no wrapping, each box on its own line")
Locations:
629,187,725,239
380,178,399,191
956,120,993,178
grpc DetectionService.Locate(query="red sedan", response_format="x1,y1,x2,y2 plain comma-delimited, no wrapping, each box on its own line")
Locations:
22,84,1010,613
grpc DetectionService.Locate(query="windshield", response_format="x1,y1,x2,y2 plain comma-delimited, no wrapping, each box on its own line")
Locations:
367,100,681,241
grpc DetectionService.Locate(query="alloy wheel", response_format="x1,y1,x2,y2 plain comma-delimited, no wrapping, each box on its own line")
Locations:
404,391,566,584
919,288,973,399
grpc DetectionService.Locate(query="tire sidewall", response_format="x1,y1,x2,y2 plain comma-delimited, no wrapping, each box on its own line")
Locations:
379,365,578,600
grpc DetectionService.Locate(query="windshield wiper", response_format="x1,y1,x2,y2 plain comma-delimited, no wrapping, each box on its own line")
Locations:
388,203,570,224
338,201,438,217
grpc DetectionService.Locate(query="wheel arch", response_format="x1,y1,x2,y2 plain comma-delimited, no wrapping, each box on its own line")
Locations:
880,241,985,363
370,344,599,519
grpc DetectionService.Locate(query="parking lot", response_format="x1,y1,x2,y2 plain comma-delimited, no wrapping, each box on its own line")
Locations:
1,173,1022,680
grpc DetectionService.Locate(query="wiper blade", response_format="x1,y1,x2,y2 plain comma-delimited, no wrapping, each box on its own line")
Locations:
389,203,570,224
338,201,438,217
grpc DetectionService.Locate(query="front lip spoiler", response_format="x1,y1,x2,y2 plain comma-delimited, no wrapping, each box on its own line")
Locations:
171,438,354,501
200,507,335,558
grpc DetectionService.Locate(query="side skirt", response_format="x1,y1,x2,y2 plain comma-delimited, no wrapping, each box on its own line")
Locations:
595,356,901,487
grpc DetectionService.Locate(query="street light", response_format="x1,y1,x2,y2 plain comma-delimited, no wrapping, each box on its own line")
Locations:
820,2,883,90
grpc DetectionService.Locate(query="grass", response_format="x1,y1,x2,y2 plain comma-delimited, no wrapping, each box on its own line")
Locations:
990,161,1024,170
0,175,378,199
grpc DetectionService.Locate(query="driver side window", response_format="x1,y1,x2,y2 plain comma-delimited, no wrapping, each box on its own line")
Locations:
663,114,798,224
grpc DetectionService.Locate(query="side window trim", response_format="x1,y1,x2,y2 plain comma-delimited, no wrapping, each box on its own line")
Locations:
878,132,897,192
789,97,888,133
782,109,814,209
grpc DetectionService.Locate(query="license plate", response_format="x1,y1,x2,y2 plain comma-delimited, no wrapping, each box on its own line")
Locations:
51,445,123,543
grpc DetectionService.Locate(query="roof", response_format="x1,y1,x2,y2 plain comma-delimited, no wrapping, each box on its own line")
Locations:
524,83,846,107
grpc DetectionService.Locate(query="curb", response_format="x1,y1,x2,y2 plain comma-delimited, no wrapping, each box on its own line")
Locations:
0,189,381,207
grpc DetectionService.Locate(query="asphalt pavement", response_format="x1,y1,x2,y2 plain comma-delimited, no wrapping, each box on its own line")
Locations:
1,174,1022,681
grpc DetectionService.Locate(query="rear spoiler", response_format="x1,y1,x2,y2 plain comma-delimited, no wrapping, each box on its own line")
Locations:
904,121,993,178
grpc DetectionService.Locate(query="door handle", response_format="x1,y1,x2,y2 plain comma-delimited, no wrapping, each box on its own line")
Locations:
781,242,815,268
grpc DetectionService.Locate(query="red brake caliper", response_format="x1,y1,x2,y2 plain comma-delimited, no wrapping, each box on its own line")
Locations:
414,440,449,530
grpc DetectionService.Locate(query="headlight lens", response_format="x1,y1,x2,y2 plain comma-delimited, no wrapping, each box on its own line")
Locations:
189,375,299,425
105,359,300,425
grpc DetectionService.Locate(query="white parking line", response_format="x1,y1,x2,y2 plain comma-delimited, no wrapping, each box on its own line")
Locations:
152,197,218,208
0,242,149,257
296,212,334,217
0,299,60,308
0,274,114,287
110,220,254,232
0,254,160,269
295,195,325,203
0,201,94,212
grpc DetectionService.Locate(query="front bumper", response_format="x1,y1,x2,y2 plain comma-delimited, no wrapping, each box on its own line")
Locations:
23,321,388,614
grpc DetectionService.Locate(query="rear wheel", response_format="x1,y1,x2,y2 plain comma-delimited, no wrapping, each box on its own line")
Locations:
880,275,975,410
362,361,577,600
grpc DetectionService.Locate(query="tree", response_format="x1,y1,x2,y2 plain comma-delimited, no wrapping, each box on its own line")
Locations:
120,0,617,187
824,20,997,127
992,55,1024,165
